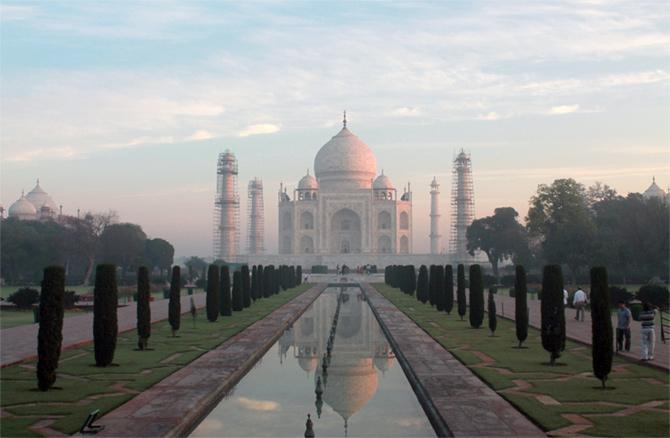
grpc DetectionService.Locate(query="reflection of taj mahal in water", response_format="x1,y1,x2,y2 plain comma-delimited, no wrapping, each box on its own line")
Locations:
278,288,395,429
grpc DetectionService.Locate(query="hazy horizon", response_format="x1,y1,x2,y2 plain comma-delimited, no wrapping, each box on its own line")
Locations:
2,1,668,258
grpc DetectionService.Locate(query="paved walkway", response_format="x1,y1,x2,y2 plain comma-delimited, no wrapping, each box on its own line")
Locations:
492,294,669,371
0,293,207,367
363,283,544,437
94,284,327,437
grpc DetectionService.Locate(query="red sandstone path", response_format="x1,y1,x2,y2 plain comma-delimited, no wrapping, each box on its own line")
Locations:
0,293,206,368
492,294,669,371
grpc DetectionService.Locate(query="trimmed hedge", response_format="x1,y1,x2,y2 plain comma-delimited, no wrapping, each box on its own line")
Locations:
220,265,232,316
541,265,566,365
168,266,181,336
469,265,484,328
136,266,151,349
514,265,529,348
94,264,118,367
206,264,220,322
591,267,613,388
444,265,454,314
457,264,466,320
37,266,65,391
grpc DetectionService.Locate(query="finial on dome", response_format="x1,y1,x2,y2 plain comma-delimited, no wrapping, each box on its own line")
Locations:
307,169,310,176
381,169,384,175
21,189,25,197
36,178,40,185
653,176,656,183
343,110,347,128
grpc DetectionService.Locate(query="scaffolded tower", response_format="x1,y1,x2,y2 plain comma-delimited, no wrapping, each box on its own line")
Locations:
429,177,441,255
247,178,265,254
213,150,240,261
450,150,475,261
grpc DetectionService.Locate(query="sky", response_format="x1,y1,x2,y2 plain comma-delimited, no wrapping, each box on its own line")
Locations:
1,0,669,257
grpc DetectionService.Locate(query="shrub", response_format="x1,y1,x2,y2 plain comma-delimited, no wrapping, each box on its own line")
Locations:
444,265,454,314
469,265,484,328
637,284,669,309
136,266,151,350
609,286,634,307
232,271,243,311
168,266,181,336
500,274,516,287
8,288,39,309
417,265,429,304
514,265,528,348
457,264,466,320
206,265,220,322
242,265,251,307
488,289,497,336
591,267,613,388
93,264,118,367
220,265,232,316
541,265,565,365
483,274,497,288
37,266,65,391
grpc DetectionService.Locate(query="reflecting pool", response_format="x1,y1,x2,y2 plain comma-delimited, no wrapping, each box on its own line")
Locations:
190,287,435,437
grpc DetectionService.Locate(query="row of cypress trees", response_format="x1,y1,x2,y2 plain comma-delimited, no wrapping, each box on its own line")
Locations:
35,263,304,391
384,263,614,388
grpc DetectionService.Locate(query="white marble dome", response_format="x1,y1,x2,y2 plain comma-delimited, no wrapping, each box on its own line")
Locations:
8,193,37,220
314,125,377,190
25,180,58,212
643,177,667,200
298,171,319,190
373,172,394,190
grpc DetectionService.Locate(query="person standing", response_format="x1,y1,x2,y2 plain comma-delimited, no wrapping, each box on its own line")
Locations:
573,287,588,321
616,301,632,353
563,288,569,308
639,302,656,361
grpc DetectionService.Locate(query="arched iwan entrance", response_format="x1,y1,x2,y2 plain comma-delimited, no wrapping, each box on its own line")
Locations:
330,208,362,254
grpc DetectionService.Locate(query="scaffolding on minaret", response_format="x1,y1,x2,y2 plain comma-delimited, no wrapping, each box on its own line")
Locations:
450,150,475,261
213,150,240,261
246,178,264,255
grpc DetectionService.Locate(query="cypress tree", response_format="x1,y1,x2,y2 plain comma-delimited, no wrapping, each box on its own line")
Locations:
514,265,529,348
206,265,220,322
232,271,243,311
435,265,446,311
37,266,65,391
407,265,416,296
541,265,566,365
137,266,151,350
274,266,280,294
257,265,264,300
457,264,466,320
591,267,613,388
242,265,251,308
263,265,272,298
428,265,437,305
384,266,390,285
289,266,296,289
168,266,181,337
94,264,118,366
469,265,484,328
488,289,497,336
251,265,258,301
296,265,303,285
444,265,454,314
220,265,232,316
417,265,429,304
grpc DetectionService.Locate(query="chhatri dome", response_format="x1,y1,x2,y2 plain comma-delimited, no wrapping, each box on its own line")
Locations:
373,170,394,190
643,177,667,200
298,170,319,190
25,179,58,213
314,112,377,190
8,191,38,220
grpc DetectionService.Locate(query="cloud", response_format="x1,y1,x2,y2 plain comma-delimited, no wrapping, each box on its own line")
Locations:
187,130,215,141
0,4,37,21
5,146,79,162
390,106,421,117
238,123,281,137
477,111,500,120
235,397,280,412
549,104,580,115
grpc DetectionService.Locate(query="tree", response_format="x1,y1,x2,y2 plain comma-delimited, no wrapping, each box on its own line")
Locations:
406,265,417,296
263,265,273,298
232,271,243,311
136,266,151,350
296,265,303,285
242,265,251,308
457,264,466,320
591,267,613,388
220,265,232,316
251,266,259,300
74,210,118,285
416,265,429,304
444,265,454,314
257,265,264,299
432,265,444,311
145,238,174,277
467,207,529,280
541,265,566,365
527,179,595,284
37,266,65,391
514,265,529,348
93,264,118,366
469,265,484,328
184,256,207,282
206,265,220,322
98,223,147,277
168,266,181,336
428,265,438,306
488,289,497,336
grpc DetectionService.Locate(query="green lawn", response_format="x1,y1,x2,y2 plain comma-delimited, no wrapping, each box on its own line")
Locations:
373,283,669,437
0,284,311,437
0,309,91,329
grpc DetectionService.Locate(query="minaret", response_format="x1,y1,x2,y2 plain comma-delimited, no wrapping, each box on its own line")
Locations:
214,150,240,261
429,177,441,254
451,150,475,261
247,178,264,254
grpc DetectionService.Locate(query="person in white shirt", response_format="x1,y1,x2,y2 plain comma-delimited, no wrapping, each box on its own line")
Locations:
563,289,569,308
572,287,588,321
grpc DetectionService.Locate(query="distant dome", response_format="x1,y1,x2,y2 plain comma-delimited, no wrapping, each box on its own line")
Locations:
8,193,37,220
643,177,667,200
298,171,319,190
314,122,377,190
25,180,57,212
373,172,394,190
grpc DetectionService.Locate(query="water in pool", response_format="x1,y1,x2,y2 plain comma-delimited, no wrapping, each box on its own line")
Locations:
190,286,435,437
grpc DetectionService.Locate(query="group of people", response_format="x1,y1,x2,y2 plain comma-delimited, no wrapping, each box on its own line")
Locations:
563,287,657,361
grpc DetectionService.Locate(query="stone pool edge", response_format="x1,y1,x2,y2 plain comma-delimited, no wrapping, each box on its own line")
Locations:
93,283,327,438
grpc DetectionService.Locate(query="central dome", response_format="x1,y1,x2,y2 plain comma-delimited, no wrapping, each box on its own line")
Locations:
314,126,377,190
